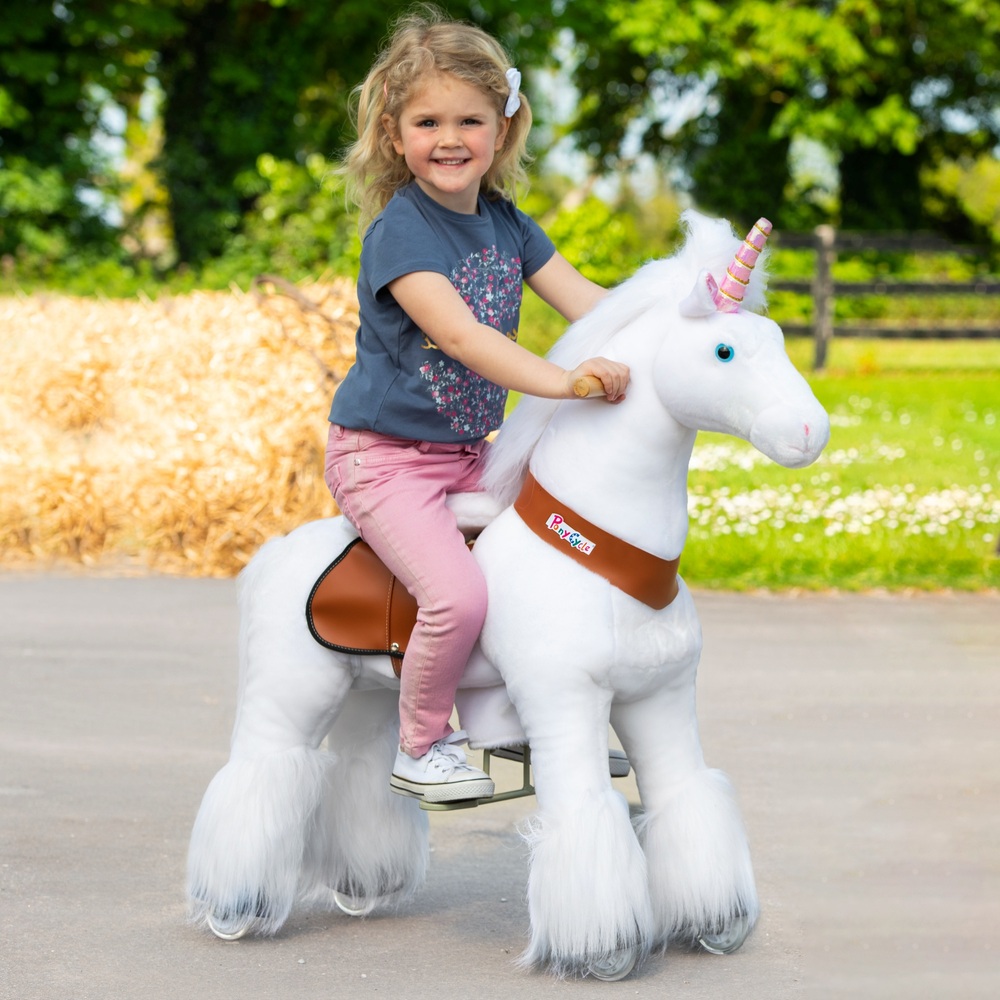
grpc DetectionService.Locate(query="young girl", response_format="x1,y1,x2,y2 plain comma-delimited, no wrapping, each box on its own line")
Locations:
325,7,629,804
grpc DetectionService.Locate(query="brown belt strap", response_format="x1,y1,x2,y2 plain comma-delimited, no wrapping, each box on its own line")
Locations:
513,473,680,610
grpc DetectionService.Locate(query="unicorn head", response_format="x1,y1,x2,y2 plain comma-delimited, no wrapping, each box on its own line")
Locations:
482,210,827,507
678,218,772,318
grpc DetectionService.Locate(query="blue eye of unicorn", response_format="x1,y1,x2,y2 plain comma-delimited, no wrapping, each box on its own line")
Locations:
715,343,735,363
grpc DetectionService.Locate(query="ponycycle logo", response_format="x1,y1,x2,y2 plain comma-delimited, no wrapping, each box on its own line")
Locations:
545,512,596,555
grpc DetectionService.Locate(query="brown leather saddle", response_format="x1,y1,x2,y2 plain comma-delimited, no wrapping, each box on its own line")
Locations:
306,538,419,676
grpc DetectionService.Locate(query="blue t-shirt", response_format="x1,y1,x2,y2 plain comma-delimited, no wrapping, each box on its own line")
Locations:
328,183,556,442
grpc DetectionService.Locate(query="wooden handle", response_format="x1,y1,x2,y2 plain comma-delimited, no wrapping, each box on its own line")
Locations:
573,375,606,398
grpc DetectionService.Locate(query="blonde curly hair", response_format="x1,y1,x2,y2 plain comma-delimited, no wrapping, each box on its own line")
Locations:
342,4,533,229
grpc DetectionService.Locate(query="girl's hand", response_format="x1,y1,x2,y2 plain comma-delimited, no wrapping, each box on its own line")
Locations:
567,358,630,403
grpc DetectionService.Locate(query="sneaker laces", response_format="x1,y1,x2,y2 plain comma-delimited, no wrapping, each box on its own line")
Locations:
424,731,474,775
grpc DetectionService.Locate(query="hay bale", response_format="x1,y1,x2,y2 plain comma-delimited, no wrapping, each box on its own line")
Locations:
0,279,359,575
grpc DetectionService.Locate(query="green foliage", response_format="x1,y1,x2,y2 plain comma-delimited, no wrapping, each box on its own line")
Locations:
3,0,1000,282
0,149,360,295
1,0,452,270
153,0,329,262
0,158,73,255
528,194,641,285
925,155,1000,245
216,153,361,280
0,0,169,261
519,177,682,286
557,0,1000,234
147,0,557,264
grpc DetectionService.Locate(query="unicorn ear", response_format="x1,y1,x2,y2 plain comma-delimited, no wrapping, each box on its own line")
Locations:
679,270,720,318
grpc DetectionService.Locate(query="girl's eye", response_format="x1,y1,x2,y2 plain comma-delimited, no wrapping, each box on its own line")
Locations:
715,343,735,362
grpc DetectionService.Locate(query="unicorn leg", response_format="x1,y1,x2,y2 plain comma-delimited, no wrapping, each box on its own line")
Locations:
187,743,332,938
512,686,654,979
611,682,759,952
312,688,429,916
187,560,358,938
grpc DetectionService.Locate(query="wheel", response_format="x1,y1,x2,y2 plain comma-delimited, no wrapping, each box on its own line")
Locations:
698,913,753,955
206,911,255,941
587,946,638,981
333,890,377,917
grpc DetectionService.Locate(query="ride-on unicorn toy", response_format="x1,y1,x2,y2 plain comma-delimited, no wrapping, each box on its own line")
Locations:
187,211,829,980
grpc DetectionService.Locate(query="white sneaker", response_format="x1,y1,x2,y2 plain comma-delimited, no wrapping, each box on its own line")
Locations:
390,731,495,803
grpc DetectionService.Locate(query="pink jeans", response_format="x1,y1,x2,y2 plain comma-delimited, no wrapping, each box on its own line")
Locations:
324,424,490,757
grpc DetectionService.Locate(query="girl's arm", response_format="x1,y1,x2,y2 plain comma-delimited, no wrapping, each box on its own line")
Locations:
388,270,628,402
524,251,608,322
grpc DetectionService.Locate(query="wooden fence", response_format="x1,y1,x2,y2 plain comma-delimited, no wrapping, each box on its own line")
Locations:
770,226,1000,368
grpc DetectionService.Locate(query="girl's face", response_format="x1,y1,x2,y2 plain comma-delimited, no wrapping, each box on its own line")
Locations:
385,72,509,215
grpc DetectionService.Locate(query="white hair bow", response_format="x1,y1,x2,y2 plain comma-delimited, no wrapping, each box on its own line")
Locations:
504,67,521,118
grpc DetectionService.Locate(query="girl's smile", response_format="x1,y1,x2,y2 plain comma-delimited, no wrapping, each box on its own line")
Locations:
385,73,508,215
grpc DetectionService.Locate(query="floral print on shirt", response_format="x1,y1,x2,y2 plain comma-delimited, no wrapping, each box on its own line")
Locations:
418,245,522,437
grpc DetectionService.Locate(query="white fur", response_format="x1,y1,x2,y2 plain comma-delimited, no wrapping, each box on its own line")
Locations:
636,769,760,943
304,689,430,910
187,746,331,935
186,211,828,977
519,791,653,975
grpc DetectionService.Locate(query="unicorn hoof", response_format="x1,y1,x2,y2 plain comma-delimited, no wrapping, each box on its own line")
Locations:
331,876,406,917
698,913,754,955
333,890,377,917
587,946,638,981
206,911,255,941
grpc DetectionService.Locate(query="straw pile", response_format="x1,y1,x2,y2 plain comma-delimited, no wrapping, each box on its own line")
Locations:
0,277,358,575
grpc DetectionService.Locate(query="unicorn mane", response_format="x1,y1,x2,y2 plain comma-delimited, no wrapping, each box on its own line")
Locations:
481,210,771,505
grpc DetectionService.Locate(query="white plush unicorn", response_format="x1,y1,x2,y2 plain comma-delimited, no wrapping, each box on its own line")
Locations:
187,210,829,980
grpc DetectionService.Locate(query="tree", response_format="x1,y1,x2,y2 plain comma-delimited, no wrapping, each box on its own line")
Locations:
149,0,386,263
0,0,185,272
143,0,559,265
554,0,1000,234
2,2,120,263
0,0,567,273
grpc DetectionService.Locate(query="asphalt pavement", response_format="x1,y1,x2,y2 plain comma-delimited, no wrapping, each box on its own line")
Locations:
0,574,997,999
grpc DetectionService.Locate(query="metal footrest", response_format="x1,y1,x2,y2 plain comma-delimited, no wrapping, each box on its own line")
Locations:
418,745,536,811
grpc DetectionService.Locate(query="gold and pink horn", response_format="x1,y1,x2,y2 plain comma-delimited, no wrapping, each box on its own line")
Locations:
714,218,772,312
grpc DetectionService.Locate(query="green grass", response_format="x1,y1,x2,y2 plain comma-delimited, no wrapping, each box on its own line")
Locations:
519,294,1000,591
683,369,998,590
